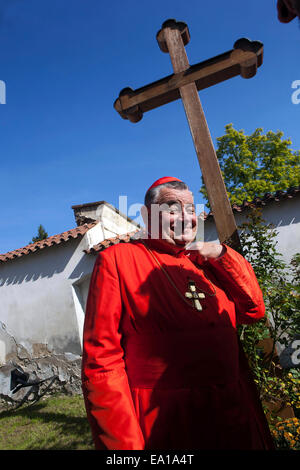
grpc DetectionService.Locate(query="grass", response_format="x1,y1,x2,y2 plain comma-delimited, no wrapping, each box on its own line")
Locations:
0,394,94,450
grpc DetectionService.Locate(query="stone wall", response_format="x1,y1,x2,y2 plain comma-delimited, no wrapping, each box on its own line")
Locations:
0,331,82,408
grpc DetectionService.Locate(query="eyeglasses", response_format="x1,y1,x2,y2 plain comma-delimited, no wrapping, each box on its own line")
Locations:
159,203,196,215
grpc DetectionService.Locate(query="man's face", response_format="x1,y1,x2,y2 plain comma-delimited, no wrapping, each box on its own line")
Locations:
148,187,197,247
277,0,300,22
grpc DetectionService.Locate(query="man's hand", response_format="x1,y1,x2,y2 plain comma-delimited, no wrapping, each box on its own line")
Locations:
185,241,226,261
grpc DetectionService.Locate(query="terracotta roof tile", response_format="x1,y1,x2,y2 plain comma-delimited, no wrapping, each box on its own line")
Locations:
0,222,97,263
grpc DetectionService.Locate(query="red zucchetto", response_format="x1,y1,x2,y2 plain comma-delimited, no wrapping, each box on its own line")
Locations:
147,176,182,193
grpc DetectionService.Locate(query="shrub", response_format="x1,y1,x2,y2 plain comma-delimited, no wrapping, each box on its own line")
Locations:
238,208,300,449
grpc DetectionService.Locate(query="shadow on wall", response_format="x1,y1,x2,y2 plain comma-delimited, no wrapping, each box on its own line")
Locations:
0,241,81,287
68,254,96,281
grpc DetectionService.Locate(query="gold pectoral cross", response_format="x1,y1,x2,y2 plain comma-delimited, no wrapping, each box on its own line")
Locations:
185,279,205,311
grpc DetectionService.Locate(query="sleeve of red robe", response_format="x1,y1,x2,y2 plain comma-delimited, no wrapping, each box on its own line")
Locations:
81,250,145,450
191,244,265,325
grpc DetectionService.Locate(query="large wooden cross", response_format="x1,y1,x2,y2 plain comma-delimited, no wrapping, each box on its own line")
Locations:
114,19,263,251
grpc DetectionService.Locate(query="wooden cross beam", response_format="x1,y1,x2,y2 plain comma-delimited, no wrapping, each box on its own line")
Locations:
114,19,264,251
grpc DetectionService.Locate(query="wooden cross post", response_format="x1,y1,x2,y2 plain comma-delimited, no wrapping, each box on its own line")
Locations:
114,19,264,251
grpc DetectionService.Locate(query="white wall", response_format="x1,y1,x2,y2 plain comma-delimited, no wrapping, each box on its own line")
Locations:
203,197,300,265
0,236,96,363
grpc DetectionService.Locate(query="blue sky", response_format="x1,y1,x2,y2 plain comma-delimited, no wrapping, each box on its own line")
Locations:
0,0,299,254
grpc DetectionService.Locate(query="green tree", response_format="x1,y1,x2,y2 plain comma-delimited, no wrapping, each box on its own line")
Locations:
200,124,300,205
31,224,48,243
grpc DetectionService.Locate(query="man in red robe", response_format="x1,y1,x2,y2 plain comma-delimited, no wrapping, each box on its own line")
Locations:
81,177,274,450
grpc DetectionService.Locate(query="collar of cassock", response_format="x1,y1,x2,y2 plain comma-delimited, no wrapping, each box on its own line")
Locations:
142,237,188,257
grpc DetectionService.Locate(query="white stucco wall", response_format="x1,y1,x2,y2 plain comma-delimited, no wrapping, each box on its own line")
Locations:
203,197,300,265
0,236,96,363
95,203,140,240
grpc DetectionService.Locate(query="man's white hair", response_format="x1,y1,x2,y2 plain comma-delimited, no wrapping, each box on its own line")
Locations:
144,181,189,208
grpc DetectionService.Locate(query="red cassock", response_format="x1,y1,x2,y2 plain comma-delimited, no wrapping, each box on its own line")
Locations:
81,239,275,450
